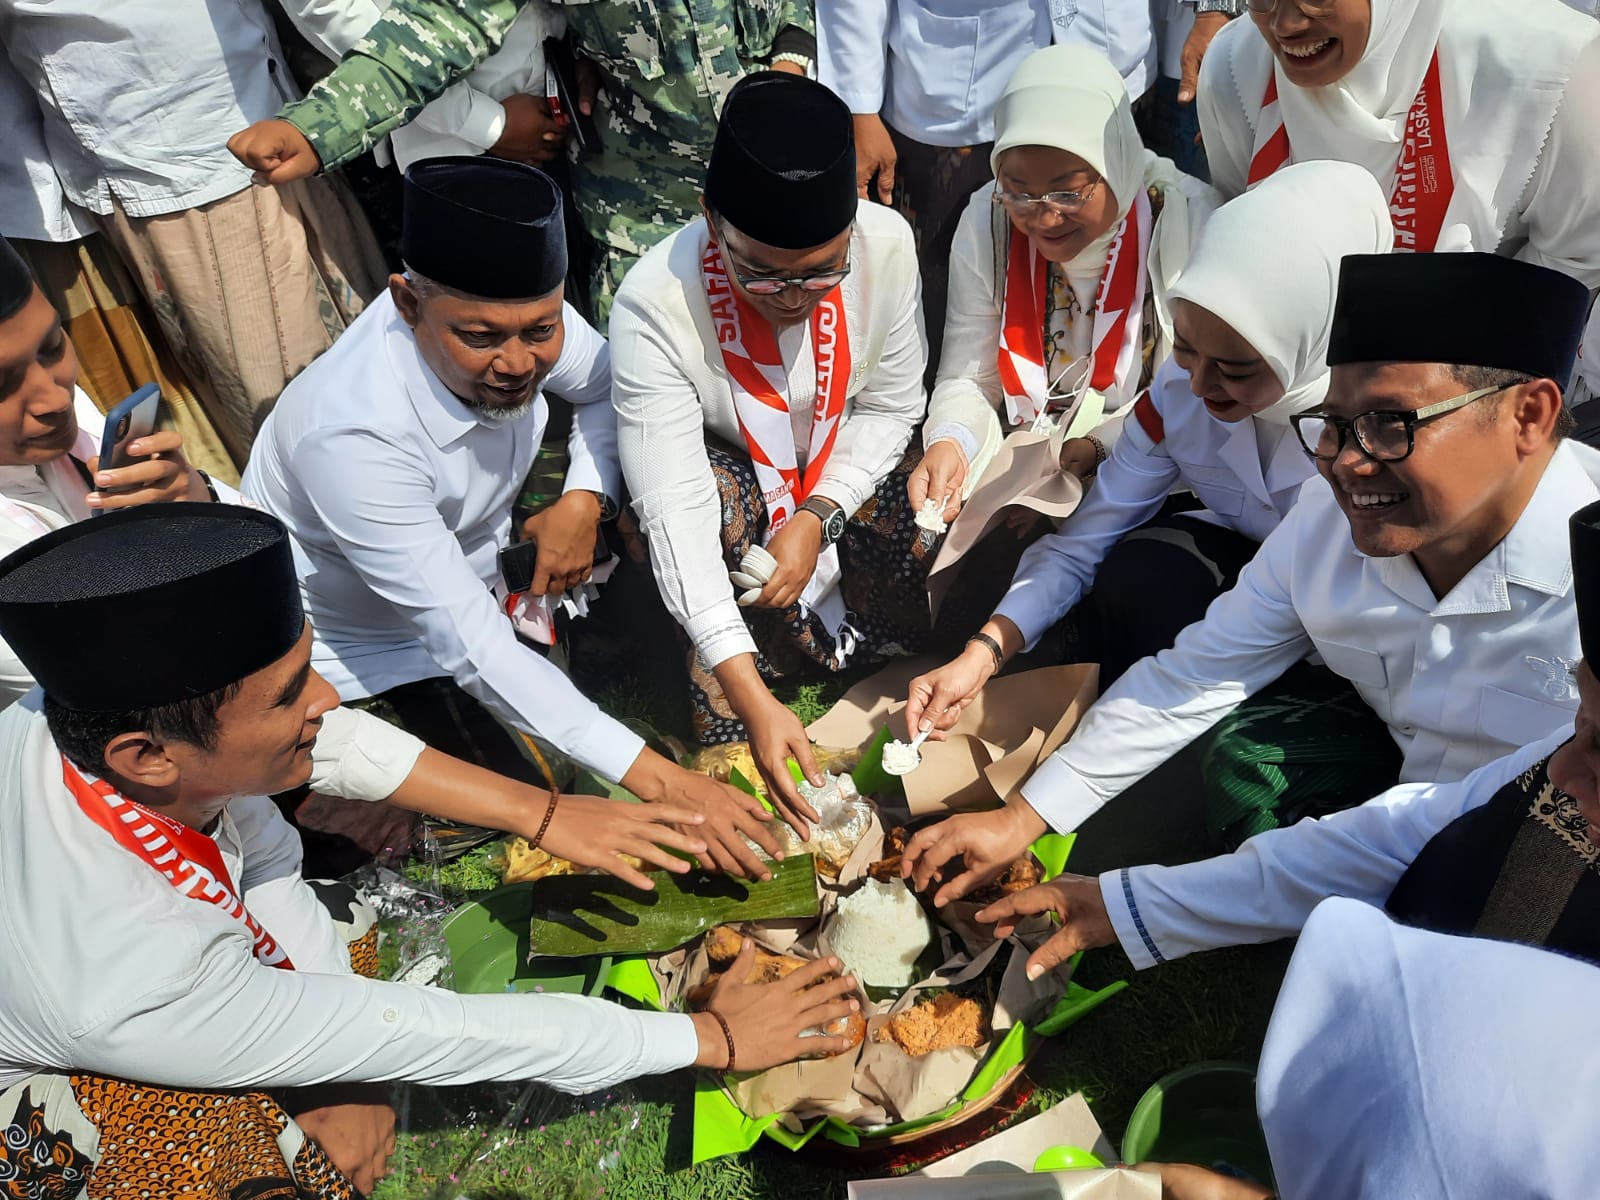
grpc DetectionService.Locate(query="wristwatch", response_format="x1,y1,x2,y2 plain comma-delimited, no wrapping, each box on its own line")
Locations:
1194,0,1246,15
799,496,846,546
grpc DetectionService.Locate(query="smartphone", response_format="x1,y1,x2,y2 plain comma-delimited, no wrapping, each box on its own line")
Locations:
544,37,599,150
499,529,615,594
98,383,162,475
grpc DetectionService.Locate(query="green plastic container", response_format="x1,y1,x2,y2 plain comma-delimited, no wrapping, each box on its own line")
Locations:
1121,1061,1274,1187
442,883,612,996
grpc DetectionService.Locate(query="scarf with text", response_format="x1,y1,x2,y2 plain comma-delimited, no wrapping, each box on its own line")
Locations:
63,757,293,968
702,239,852,537
1247,51,1454,252
996,187,1151,427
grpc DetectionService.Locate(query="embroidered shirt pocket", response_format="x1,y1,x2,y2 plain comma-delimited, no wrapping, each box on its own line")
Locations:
1477,684,1577,748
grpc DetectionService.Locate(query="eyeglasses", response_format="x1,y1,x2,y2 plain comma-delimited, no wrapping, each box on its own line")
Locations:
1290,383,1514,463
1246,0,1341,16
721,245,851,296
991,178,1102,218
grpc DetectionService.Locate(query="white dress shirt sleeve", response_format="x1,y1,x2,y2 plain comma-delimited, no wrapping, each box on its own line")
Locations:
69,933,699,1093
993,398,1181,650
307,705,426,802
926,192,1006,473
816,0,890,115
401,81,509,152
1516,37,1600,290
1020,497,1317,832
547,304,623,505
610,292,759,669
286,427,645,782
809,244,925,518
1195,28,1252,201
276,0,384,61
1100,731,1568,968
233,795,354,976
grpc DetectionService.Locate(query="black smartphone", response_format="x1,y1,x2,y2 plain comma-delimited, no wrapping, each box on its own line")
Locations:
544,36,599,150
500,530,615,594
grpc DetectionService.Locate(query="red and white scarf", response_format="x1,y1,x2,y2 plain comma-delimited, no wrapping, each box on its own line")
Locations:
1246,51,1454,252
63,757,294,969
702,240,853,535
996,188,1152,428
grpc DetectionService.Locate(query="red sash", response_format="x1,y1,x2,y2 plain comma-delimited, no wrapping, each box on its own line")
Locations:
702,240,852,536
63,758,294,969
996,188,1151,427
1246,51,1454,252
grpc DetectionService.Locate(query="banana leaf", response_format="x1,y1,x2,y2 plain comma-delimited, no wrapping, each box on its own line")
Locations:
527,853,819,959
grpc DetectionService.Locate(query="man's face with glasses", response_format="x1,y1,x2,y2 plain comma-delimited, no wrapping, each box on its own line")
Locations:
707,211,853,327
1298,361,1558,588
992,146,1118,265
1248,0,1371,89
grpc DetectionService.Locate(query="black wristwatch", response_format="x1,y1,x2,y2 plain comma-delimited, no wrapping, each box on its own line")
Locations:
799,496,846,546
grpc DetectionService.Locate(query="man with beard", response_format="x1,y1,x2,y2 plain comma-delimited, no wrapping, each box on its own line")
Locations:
245,156,784,877
904,252,1600,898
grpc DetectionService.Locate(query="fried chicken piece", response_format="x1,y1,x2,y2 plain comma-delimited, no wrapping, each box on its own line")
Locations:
874,993,989,1057
867,826,910,882
690,928,866,1051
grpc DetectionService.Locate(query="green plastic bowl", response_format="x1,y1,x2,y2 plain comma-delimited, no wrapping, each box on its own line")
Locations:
1121,1061,1274,1186
442,883,612,996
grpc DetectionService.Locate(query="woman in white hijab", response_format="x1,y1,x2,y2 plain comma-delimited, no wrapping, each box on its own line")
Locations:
1199,0,1600,406
908,45,1219,524
904,161,1393,728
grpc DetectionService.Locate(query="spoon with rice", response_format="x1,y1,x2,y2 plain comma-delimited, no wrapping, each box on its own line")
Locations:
881,723,933,776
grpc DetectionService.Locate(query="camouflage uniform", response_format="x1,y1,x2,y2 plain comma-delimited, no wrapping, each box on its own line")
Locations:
279,0,814,324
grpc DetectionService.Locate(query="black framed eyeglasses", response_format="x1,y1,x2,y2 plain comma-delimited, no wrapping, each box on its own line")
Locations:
1290,383,1514,463
991,178,1102,217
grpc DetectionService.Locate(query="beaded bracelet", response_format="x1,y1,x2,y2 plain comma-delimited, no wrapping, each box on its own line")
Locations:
528,790,559,851
710,1010,737,1071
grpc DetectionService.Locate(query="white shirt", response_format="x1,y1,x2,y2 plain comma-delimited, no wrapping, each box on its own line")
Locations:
1101,728,1567,968
1022,442,1600,833
607,202,927,670
0,0,359,217
0,696,698,1093
242,291,644,784
994,356,1315,650
0,52,94,244
387,3,563,172
1259,898,1600,1200
818,0,1155,146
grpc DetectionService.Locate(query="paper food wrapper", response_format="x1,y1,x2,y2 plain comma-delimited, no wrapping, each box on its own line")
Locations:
807,661,1099,818
912,1094,1115,1179
854,940,1004,1123
927,431,1085,621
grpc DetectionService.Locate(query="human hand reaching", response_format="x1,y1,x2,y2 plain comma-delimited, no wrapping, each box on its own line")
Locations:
976,873,1116,981
902,800,1047,907
692,940,861,1071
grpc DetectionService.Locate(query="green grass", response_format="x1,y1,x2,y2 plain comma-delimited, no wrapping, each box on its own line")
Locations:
370,589,1287,1199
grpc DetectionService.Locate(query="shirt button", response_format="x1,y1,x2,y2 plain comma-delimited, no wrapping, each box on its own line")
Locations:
382,1007,400,1024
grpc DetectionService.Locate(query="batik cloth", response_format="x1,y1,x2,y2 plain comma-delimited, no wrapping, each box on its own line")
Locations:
687,439,942,744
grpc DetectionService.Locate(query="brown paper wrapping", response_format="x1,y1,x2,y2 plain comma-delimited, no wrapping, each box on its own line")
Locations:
926,431,1085,621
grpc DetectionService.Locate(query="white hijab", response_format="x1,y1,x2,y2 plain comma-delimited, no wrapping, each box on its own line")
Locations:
988,45,1196,333
1273,0,1446,194
1167,160,1393,425
1209,0,1593,246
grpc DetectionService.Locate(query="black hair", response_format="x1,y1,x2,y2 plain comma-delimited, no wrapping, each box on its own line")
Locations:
1448,364,1573,441
43,681,243,778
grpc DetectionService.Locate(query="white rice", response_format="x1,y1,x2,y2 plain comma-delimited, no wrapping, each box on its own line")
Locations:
880,739,922,774
913,498,949,534
828,878,933,989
